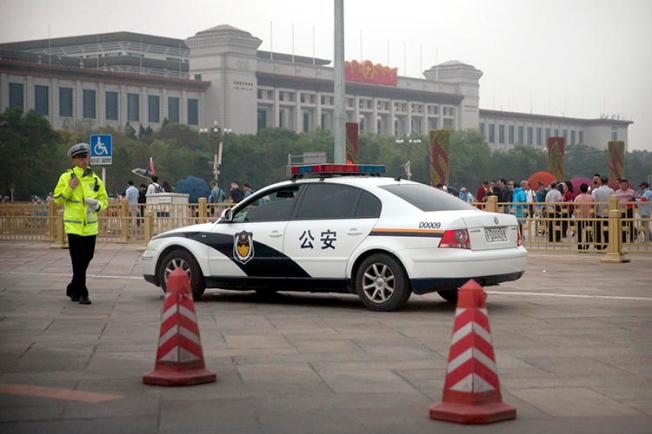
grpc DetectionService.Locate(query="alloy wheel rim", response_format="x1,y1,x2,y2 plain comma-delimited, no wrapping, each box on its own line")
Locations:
362,263,395,303
164,258,190,286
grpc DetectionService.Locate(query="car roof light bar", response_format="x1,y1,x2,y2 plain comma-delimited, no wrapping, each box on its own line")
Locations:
291,164,386,178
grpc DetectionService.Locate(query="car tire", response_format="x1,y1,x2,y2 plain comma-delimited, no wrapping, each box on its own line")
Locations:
158,249,206,301
437,289,458,305
355,253,410,311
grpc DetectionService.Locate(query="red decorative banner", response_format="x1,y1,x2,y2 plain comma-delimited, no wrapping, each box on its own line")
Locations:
429,129,449,186
547,137,565,181
608,141,624,189
345,122,359,164
345,60,398,86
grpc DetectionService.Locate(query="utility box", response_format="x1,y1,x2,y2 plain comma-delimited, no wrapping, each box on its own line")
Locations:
146,193,190,233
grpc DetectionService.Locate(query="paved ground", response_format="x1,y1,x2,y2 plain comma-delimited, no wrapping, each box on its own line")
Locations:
0,241,651,433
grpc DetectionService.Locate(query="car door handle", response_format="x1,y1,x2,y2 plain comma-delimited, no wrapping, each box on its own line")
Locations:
347,229,362,236
269,231,283,238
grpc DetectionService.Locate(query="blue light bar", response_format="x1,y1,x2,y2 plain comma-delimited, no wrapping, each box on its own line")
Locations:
291,164,386,175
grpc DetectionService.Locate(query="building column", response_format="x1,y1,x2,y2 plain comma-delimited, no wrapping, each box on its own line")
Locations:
354,96,360,126
162,88,168,123
51,77,59,128
25,75,34,111
422,105,427,134
314,92,322,131
390,99,396,136
372,98,378,134
98,82,105,126
140,86,147,126
181,90,188,124
294,91,301,133
74,80,83,119
119,84,127,126
273,88,280,127
407,101,413,135
0,73,8,111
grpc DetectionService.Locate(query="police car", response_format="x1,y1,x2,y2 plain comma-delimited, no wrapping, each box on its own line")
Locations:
142,164,526,311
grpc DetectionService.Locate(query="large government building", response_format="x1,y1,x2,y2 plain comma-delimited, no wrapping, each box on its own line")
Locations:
0,25,632,150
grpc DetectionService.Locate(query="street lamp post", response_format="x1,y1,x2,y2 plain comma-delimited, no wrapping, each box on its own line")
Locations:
200,121,231,185
395,136,421,180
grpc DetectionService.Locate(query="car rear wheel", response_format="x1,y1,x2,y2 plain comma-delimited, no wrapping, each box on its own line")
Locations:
355,254,410,311
158,249,206,301
437,289,458,304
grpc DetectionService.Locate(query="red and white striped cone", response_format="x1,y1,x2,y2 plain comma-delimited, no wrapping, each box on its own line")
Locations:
143,268,216,386
429,279,516,424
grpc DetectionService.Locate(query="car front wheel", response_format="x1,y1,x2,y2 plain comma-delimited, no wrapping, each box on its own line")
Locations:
158,249,206,301
355,254,410,311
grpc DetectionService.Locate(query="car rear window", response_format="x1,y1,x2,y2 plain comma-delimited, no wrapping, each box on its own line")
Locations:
380,183,475,212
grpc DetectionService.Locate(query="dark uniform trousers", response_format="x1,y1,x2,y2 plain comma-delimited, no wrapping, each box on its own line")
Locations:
66,234,97,298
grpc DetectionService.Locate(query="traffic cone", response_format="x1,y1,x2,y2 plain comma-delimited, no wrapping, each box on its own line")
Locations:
143,268,216,386
429,279,516,424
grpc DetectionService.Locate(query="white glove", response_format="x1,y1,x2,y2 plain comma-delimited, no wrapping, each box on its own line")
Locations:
84,198,98,206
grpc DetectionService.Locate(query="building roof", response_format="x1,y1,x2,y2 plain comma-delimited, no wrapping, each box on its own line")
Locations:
257,50,331,66
0,56,209,91
0,31,187,50
479,109,633,126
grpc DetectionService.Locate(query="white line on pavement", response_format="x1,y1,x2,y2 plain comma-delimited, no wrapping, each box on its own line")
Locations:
487,290,652,302
0,271,142,280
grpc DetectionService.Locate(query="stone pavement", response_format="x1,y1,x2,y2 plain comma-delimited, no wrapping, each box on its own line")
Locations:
0,241,651,433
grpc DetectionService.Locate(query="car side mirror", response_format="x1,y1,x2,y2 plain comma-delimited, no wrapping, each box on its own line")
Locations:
221,207,233,223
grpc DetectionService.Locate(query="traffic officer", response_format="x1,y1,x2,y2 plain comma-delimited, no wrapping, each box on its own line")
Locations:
53,143,108,305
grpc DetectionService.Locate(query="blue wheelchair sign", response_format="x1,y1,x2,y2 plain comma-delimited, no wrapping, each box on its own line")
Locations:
89,134,112,165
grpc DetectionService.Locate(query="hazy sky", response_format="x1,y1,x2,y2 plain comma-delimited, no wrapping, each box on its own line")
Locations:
2,0,651,150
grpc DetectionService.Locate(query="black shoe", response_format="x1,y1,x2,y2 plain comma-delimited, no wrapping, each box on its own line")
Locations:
78,296,92,305
70,296,80,302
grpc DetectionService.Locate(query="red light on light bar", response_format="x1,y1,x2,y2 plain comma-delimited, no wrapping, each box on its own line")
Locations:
291,164,385,175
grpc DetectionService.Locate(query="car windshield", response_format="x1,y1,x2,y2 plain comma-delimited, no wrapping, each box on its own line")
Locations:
380,183,475,212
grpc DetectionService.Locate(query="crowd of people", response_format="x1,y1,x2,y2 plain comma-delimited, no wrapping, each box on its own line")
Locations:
465,174,651,246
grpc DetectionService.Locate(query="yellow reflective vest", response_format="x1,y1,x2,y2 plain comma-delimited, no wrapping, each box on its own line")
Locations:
53,166,109,236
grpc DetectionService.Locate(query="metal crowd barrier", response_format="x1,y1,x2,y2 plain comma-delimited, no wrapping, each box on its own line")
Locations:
1,196,649,257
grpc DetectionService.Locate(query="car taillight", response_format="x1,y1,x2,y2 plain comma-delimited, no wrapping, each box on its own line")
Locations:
439,229,471,249
517,228,522,246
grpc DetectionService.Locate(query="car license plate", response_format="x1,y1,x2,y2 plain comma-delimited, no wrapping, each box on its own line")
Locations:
485,227,507,242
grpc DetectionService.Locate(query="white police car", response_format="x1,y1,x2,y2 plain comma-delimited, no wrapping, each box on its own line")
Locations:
142,164,526,311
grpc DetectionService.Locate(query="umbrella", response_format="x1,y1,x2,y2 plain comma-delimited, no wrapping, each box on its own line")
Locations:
570,177,592,194
527,171,556,188
175,176,210,203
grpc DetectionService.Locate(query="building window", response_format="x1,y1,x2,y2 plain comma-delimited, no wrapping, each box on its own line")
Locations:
579,131,583,144
480,122,485,139
303,110,310,133
563,129,568,142
59,87,73,117
148,95,160,123
83,89,96,119
488,124,495,143
187,98,198,125
257,109,267,130
168,97,179,123
105,91,118,120
194,74,202,81
545,128,550,142
570,130,576,145
498,125,505,144
9,83,24,109
527,127,533,145
611,131,617,141
554,128,559,137
34,85,49,116
536,127,542,146
518,126,524,144
280,110,285,128
508,125,514,144
127,94,139,122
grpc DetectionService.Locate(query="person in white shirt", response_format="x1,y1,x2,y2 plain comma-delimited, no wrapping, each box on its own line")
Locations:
146,175,162,196
544,182,563,242
125,180,139,226
591,176,614,249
